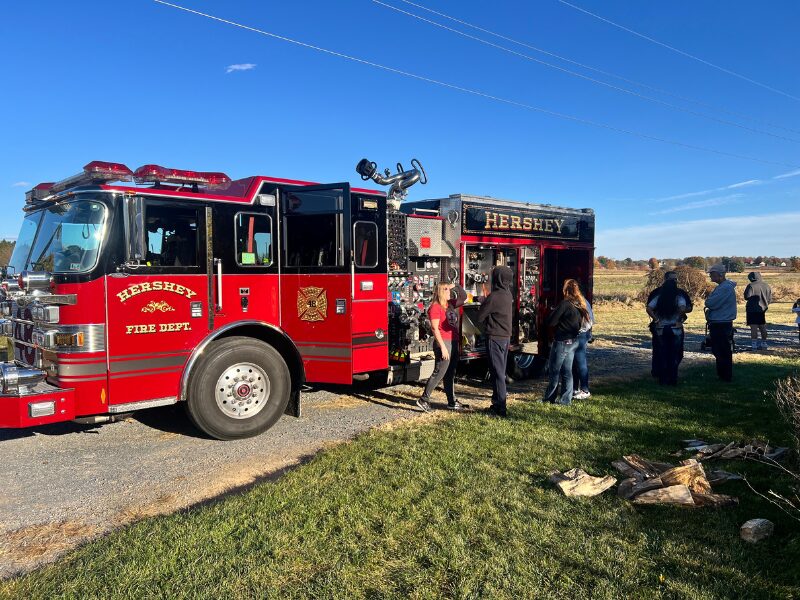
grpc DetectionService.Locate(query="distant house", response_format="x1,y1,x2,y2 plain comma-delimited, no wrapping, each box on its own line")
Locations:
781,262,787,267
759,262,766,267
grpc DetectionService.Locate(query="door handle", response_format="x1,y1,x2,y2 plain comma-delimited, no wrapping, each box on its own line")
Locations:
214,258,223,311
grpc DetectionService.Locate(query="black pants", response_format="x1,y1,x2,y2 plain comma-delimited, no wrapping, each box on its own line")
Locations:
650,326,661,378
708,321,733,381
654,327,683,385
487,337,510,409
421,339,458,404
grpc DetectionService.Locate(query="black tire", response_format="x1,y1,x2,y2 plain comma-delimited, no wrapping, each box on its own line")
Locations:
508,351,543,379
186,336,291,440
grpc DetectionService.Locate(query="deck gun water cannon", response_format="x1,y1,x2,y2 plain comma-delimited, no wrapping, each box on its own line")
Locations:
356,158,427,209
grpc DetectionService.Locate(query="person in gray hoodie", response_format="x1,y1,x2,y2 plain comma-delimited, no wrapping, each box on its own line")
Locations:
705,264,737,381
744,272,772,350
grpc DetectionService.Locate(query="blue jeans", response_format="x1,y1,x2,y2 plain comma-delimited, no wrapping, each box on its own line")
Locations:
571,330,590,393
543,339,577,405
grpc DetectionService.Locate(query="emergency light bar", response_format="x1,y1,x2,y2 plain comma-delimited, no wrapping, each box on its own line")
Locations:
133,164,231,187
25,182,55,203
48,161,134,195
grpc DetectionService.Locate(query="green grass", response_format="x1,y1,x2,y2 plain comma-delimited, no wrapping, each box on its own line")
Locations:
3,360,799,599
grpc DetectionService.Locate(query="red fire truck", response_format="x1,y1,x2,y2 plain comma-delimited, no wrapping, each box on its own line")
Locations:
0,159,594,439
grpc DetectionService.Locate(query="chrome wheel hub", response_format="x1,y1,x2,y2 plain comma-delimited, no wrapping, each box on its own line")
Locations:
215,362,270,419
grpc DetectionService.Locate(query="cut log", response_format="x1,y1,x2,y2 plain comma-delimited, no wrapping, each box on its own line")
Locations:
701,441,736,461
706,470,743,485
549,468,617,497
740,519,774,543
633,485,696,506
622,454,662,478
612,460,644,479
659,460,712,494
690,492,739,508
617,478,638,499
686,443,727,455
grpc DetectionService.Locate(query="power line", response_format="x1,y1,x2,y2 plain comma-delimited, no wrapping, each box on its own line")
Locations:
557,0,800,103
390,0,800,135
372,0,800,144
152,0,800,169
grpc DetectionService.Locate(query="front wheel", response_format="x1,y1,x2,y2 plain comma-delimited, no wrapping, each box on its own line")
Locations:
186,337,291,440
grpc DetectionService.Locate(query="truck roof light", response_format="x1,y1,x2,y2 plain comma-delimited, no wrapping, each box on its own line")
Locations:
25,182,55,203
133,164,231,187
49,161,134,194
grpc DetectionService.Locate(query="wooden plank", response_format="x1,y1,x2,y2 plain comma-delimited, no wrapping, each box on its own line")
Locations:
690,492,739,508
633,485,696,506
659,460,712,494
622,454,661,478
549,468,617,497
611,460,643,479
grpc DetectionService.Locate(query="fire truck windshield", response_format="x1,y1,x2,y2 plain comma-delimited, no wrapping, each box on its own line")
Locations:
8,200,107,274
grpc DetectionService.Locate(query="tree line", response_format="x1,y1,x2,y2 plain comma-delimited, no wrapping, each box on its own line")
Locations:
596,255,800,272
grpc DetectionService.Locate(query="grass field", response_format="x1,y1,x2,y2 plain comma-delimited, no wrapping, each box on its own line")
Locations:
2,358,799,598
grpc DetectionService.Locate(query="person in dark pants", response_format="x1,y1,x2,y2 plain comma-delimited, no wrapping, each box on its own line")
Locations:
476,266,514,417
646,279,688,385
647,271,693,378
417,282,467,412
744,272,772,350
543,279,589,405
705,264,737,382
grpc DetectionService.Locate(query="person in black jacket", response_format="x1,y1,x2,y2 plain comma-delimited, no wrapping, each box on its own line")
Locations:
476,265,514,417
646,271,693,377
542,279,589,405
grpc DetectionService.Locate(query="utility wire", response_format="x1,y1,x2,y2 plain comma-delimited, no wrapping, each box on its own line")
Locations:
391,0,800,135
152,0,800,169
372,0,800,144
557,0,800,103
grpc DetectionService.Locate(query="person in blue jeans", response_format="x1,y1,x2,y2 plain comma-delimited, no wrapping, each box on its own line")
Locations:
571,298,594,400
543,279,589,405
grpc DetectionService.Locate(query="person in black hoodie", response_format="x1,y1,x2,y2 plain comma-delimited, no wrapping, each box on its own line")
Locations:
542,279,589,405
646,271,693,377
476,265,514,417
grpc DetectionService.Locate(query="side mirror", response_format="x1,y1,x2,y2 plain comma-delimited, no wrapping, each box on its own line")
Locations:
123,196,146,267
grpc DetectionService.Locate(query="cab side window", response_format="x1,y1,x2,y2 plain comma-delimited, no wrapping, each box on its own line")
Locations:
145,205,201,268
235,213,273,266
282,189,345,269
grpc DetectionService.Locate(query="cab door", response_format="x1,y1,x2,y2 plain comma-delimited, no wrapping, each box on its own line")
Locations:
106,198,211,406
279,184,352,384
351,194,388,374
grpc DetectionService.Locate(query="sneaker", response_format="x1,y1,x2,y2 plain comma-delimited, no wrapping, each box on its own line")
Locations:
415,398,432,413
484,405,508,418
446,401,468,411
573,390,590,400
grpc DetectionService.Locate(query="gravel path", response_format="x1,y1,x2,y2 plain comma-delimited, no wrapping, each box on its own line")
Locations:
1,322,796,578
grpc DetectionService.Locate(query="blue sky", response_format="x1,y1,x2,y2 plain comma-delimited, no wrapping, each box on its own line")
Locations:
1,0,799,259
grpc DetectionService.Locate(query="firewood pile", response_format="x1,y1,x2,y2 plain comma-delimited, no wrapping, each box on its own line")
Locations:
613,454,739,507
680,439,788,462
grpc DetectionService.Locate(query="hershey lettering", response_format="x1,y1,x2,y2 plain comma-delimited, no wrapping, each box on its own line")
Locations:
117,281,198,303
484,211,564,234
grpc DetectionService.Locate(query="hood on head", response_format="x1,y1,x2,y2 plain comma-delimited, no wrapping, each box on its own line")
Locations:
748,271,762,282
492,266,514,291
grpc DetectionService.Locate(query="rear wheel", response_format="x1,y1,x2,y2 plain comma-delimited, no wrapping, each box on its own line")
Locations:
186,336,291,440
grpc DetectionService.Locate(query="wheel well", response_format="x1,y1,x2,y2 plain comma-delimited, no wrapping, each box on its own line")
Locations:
214,324,305,393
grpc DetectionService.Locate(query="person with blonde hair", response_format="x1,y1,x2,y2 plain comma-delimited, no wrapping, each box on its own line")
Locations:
542,279,590,405
417,282,465,412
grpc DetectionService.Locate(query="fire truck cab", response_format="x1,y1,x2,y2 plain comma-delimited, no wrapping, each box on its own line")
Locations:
0,160,594,440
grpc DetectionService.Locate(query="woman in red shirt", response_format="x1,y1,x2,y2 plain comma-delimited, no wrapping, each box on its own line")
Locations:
417,282,465,412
